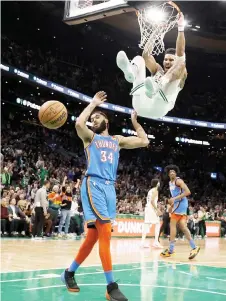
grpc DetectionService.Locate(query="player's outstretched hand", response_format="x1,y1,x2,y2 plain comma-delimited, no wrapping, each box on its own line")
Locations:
92,91,107,106
177,12,184,27
131,110,138,122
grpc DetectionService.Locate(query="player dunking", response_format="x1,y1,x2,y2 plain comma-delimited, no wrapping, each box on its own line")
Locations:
141,179,163,248
61,91,149,301
161,165,200,259
116,13,187,118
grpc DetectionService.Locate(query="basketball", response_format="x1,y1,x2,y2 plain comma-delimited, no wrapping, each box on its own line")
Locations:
38,100,68,129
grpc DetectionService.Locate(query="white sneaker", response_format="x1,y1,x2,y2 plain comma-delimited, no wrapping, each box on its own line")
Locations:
35,236,43,240
57,233,63,238
152,242,164,248
64,233,71,239
116,51,135,83
144,77,156,98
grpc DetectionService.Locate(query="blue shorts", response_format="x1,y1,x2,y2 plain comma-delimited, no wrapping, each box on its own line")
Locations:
172,198,188,215
81,176,116,228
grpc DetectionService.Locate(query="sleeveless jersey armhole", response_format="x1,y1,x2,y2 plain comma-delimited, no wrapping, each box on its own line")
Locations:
175,178,182,193
84,133,95,150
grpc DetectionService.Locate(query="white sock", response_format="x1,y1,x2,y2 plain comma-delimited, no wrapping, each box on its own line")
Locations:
131,63,138,79
131,56,146,87
154,223,160,244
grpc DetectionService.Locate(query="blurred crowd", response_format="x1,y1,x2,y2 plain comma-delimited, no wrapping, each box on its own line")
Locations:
1,118,226,238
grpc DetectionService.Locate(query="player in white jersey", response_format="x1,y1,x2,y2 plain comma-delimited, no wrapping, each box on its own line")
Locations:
141,179,163,248
116,13,187,119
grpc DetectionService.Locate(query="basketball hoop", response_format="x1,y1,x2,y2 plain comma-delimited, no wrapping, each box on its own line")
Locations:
136,1,181,56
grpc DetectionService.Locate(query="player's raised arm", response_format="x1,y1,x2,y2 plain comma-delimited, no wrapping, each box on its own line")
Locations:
142,50,161,75
116,111,149,149
176,12,186,57
75,91,107,144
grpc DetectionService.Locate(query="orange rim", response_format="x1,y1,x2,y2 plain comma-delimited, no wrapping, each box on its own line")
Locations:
135,1,181,17
167,1,181,13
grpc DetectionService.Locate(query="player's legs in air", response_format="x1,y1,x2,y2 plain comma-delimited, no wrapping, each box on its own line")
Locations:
61,177,128,301
117,51,165,118
116,51,145,88
116,51,181,118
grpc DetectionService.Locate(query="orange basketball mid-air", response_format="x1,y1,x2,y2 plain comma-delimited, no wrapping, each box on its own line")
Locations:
38,100,68,129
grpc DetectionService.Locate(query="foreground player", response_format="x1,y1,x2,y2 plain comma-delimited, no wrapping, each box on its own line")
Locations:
117,13,187,118
161,165,200,259
141,179,163,248
61,91,149,301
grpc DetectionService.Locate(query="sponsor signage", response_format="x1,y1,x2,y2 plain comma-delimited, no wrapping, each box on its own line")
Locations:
110,218,220,237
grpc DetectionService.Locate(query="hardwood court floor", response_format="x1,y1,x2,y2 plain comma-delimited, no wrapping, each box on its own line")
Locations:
1,237,226,301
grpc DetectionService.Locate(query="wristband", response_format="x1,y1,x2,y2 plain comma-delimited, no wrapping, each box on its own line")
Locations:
178,26,184,32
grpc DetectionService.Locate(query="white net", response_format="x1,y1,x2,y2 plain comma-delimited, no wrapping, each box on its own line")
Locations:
137,2,180,56
68,0,110,17
74,0,110,10
78,0,94,9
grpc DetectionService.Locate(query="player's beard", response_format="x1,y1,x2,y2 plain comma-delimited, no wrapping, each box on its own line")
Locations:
92,120,107,134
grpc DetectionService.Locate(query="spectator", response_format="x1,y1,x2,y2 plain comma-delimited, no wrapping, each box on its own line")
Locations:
198,206,207,238
32,180,50,238
1,167,12,188
48,184,62,236
8,198,27,236
188,214,200,239
1,198,10,236
58,176,73,237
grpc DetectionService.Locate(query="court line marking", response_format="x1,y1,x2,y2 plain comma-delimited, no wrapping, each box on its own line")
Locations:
23,283,226,296
0,261,143,274
0,260,174,274
0,264,180,283
206,277,226,282
159,261,226,269
178,271,193,276
1,260,226,274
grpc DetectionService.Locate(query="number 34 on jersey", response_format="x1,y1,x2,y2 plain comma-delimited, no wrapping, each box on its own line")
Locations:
101,150,113,164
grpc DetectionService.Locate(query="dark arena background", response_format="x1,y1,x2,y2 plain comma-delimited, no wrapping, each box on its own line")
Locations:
1,1,226,301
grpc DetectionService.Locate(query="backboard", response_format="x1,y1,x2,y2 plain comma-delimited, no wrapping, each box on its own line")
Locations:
63,0,134,25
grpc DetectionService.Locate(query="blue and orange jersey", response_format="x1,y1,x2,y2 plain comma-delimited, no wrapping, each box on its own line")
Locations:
85,134,120,181
169,177,188,214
